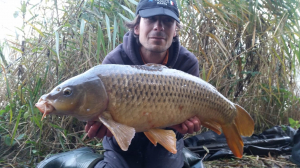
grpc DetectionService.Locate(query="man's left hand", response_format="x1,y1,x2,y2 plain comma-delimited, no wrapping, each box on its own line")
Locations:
169,116,201,134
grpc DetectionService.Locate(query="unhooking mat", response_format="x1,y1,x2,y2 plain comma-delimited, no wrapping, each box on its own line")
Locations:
184,126,300,165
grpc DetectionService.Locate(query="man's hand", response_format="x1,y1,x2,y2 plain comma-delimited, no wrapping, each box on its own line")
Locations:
169,116,201,134
85,121,113,139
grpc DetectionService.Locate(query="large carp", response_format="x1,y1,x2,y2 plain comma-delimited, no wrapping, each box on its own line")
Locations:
35,64,254,158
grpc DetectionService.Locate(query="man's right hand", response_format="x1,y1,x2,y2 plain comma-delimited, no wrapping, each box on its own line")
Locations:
85,121,113,139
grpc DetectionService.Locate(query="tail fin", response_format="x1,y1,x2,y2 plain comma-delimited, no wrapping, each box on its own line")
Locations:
222,104,254,158
234,104,254,136
222,123,244,158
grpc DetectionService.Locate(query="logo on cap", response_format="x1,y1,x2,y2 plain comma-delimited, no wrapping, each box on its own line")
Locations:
170,0,174,5
155,0,168,5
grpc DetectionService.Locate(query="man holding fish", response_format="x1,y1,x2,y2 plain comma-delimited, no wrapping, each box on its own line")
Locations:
37,0,202,167
37,0,254,167
84,0,202,167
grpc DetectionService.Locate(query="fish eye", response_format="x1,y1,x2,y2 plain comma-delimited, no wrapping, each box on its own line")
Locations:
63,87,72,96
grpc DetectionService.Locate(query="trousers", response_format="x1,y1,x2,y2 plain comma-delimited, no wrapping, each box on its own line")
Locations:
94,132,184,168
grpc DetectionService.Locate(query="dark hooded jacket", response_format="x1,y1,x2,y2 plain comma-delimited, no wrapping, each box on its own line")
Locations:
100,31,199,168
103,31,199,76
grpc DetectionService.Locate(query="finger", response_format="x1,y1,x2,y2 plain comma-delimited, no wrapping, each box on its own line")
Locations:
193,121,200,132
95,124,109,139
191,117,201,132
169,124,180,130
169,124,185,134
85,121,95,133
178,123,188,134
87,122,102,139
184,120,195,134
188,117,200,132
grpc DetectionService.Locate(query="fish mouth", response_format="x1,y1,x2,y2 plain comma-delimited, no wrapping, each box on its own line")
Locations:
35,98,55,121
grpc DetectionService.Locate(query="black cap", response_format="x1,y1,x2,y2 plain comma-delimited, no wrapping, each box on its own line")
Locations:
136,0,180,23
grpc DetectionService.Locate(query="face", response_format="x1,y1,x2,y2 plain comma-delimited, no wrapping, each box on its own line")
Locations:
134,15,177,53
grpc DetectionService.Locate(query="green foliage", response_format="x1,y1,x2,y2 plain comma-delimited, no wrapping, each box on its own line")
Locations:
289,118,300,130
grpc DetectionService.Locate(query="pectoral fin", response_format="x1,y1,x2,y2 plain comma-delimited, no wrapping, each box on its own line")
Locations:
99,111,135,151
144,129,177,154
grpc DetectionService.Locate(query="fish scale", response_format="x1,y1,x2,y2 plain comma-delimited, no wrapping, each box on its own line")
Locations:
36,63,254,157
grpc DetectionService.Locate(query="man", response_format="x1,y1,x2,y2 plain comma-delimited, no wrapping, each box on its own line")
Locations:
37,0,202,167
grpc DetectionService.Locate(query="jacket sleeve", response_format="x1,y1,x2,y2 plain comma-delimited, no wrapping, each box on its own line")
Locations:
102,56,115,64
102,50,119,64
102,44,124,65
102,44,134,65
174,46,200,78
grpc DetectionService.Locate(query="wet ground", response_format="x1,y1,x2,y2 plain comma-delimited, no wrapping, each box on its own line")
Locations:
204,155,298,168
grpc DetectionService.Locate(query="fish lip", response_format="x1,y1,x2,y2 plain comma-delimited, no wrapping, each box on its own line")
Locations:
35,98,56,120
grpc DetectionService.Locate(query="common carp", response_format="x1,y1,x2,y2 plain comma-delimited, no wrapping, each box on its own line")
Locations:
35,64,254,158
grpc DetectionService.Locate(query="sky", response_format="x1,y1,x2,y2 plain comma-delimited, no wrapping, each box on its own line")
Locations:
0,0,24,64
0,0,22,41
